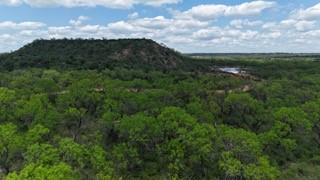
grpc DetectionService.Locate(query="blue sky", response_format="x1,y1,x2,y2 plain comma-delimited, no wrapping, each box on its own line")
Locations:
0,0,320,53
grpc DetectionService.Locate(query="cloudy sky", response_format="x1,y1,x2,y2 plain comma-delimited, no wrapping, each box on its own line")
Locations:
0,0,320,53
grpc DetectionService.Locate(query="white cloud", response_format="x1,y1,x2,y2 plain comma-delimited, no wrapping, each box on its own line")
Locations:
192,27,222,40
128,12,139,19
0,0,21,5
192,27,259,43
23,0,130,8
106,15,209,37
69,16,90,26
0,0,181,8
0,21,46,30
79,25,100,33
0,34,13,40
107,21,148,33
176,1,276,20
264,3,320,32
262,19,317,32
294,3,320,20
292,20,316,31
1,1,320,53
224,1,275,16
137,0,181,7
303,30,320,38
262,22,276,29
78,16,89,21
261,31,281,39
230,19,263,29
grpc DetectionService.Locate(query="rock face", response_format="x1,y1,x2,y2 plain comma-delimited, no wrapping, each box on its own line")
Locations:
0,38,185,70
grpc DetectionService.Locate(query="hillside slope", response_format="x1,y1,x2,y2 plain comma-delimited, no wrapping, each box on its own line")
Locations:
0,39,186,70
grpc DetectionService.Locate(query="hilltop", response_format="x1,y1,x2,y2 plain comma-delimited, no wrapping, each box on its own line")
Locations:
0,38,187,70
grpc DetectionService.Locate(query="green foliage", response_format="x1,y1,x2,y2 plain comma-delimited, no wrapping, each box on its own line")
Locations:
6,163,76,180
25,143,59,165
0,123,23,174
280,161,320,180
0,53,320,179
155,107,216,178
217,126,279,179
25,124,50,144
186,97,217,123
262,107,313,162
15,94,60,128
59,138,87,168
243,157,279,180
0,88,16,122
219,152,242,177
223,93,266,131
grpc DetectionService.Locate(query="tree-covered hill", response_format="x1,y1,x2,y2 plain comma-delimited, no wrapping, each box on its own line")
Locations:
0,39,187,70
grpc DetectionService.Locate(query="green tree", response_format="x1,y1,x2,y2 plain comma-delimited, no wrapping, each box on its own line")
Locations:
62,107,87,141
89,145,114,179
302,100,320,149
261,107,312,164
223,93,266,131
25,124,50,145
217,126,279,179
25,143,59,165
15,94,60,128
57,78,103,115
280,162,320,180
111,143,141,177
156,107,215,178
186,97,216,124
59,138,87,168
0,123,23,174
0,88,16,122
6,163,76,180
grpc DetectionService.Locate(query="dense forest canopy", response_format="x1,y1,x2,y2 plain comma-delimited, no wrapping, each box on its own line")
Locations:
1,39,320,179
